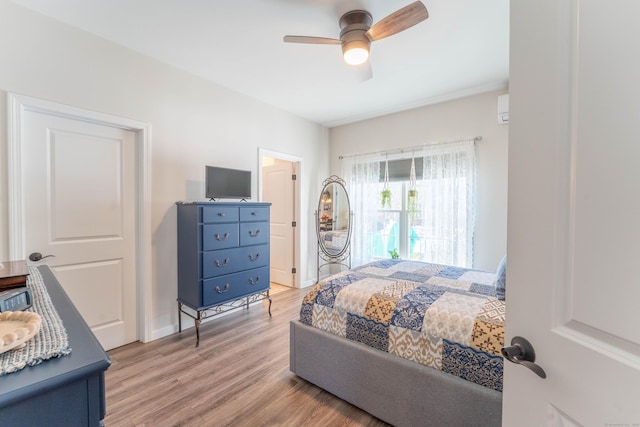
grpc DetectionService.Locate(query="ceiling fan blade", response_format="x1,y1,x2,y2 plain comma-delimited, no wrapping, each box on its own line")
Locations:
283,35,341,45
353,60,373,82
366,1,429,42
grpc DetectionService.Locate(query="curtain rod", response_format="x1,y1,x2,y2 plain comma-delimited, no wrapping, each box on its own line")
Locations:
338,136,482,160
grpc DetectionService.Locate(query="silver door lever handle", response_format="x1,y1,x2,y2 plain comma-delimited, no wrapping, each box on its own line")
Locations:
501,336,547,379
29,252,56,262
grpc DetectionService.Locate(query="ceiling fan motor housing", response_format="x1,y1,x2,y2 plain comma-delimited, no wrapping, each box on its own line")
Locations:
339,10,373,56
339,10,372,30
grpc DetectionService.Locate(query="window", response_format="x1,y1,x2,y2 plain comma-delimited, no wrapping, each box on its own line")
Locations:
371,180,412,259
343,140,476,268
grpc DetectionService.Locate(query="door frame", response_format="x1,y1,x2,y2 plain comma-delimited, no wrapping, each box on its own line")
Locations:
258,147,302,288
6,93,153,343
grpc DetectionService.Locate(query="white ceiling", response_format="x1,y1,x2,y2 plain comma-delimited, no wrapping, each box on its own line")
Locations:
12,0,509,127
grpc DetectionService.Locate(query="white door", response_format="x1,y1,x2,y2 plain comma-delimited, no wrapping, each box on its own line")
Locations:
19,106,138,351
504,1,640,425
263,161,295,286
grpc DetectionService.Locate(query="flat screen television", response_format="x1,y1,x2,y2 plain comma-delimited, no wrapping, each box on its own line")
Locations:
205,166,252,200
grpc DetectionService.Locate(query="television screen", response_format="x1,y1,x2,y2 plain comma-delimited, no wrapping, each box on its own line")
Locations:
205,166,252,200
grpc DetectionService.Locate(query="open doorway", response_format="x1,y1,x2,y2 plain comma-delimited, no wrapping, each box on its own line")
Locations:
258,149,301,288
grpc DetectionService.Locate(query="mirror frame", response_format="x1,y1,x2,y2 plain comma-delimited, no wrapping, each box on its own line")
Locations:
316,176,352,281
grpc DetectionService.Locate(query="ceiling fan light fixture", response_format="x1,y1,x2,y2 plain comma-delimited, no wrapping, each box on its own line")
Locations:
283,1,429,76
342,39,369,65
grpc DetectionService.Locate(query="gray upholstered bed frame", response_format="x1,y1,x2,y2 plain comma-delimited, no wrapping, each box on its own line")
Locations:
290,320,502,427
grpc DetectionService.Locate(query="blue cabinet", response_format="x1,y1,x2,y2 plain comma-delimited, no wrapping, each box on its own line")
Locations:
0,266,110,427
176,202,272,346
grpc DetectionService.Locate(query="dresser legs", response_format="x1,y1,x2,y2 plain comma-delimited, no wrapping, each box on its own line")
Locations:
195,317,202,347
177,291,272,347
266,291,272,316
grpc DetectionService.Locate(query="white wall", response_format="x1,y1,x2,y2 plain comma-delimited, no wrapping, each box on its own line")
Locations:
329,90,508,272
0,0,329,339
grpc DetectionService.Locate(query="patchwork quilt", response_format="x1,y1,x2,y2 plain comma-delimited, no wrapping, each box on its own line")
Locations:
300,259,505,391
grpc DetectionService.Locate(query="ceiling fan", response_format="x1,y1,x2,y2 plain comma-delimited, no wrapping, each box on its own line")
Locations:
283,1,429,80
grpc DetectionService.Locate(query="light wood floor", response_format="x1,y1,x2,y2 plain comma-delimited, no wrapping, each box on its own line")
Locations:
105,286,390,427
268,282,291,295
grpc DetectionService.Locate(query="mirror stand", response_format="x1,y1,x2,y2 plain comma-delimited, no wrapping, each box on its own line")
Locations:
315,175,353,283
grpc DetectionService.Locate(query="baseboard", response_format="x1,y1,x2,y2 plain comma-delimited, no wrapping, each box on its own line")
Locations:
301,278,317,288
148,324,177,342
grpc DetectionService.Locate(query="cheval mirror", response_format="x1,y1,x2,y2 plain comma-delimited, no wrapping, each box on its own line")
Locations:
315,175,353,282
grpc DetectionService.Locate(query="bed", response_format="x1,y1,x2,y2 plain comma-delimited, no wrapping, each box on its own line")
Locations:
290,259,504,427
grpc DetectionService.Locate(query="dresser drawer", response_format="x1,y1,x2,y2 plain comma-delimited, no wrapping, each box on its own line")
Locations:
202,223,239,251
239,221,269,246
202,206,239,223
202,266,270,306
202,244,269,279
240,206,269,222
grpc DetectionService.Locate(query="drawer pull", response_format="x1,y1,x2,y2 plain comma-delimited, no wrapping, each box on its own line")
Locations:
217,212,226,217
214,232,230,241
248,229,261,238
214,257,230,267
248,276,261,285
251,212,257,216
248,253,260,262
215,284,230,294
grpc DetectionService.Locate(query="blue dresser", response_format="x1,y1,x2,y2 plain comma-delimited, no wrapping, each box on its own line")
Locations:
0,266,110,426
176,201,272,346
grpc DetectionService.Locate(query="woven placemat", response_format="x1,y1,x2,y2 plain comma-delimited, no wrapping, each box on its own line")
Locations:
0,267,71,376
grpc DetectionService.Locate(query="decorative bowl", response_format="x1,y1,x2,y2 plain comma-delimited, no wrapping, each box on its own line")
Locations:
0,311,42,354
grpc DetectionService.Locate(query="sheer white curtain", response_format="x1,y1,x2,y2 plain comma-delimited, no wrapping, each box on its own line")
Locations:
419,140,476,267
341,153,380,266
342,139,476,268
